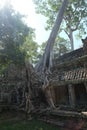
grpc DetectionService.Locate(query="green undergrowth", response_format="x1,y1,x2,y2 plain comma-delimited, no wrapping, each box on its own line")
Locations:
0,119,62,130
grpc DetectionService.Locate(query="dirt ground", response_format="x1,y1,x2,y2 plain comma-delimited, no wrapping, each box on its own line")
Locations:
0,110,87,130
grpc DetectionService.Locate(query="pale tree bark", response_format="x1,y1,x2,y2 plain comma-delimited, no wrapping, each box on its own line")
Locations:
36,0,68,72
36,0,68,108
25,60,34,113
64,27,74,51
69,29,74,51
64,16,81,51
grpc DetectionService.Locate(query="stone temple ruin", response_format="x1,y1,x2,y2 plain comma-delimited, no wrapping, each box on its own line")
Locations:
0,37,87,113
0,37,87,130
48,37,87,108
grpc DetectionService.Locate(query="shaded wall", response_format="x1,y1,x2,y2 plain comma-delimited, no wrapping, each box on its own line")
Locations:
51,85,69,106
74,83,87,106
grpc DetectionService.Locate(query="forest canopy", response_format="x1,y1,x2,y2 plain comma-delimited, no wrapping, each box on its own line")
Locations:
0,0,87,74
0,5,39,73
33,0,87,51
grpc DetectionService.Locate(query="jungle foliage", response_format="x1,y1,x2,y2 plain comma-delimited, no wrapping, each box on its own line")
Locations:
0,5,39,73
33,0,87,50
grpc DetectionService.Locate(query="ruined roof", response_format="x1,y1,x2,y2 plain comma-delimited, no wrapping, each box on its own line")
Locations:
49,46,87,86
54,48,84,65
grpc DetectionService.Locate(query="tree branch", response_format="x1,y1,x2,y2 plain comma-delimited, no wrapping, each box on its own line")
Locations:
64,29,70,38
71,20,81,31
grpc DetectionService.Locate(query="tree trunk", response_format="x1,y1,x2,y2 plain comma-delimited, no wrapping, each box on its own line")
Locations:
25,61,34,113
36,0,68,72
35,0,68,109
69,29,74,51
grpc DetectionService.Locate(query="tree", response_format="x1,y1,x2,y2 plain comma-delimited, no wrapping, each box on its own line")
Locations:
39,37,70,58
0,4,29,66
36,0,68,72
33,0,87,50
35,0,68,108
21,28,39,65
53,37,70,56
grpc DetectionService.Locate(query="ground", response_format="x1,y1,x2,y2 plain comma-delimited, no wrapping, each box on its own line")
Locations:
0,110,87,130
0,111,62,130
